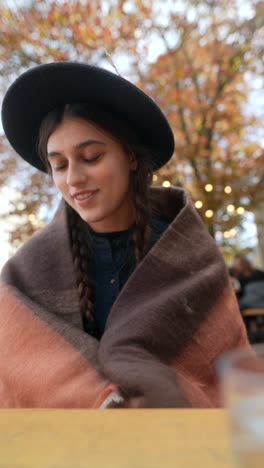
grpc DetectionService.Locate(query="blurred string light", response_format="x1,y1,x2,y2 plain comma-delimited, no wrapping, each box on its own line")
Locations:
205,184,213,192
227,204,235,213
28,213,45,228
205,209,214,218
162,180,171,187
223,228,237,239
28,214,36,222
224,186,232,194
236,206,245,215
194,200,203,209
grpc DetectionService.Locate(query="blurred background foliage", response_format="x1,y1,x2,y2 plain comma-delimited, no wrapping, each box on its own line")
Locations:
0,0,263,262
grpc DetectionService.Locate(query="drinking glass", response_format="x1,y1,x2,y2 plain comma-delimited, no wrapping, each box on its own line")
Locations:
218,344,264,468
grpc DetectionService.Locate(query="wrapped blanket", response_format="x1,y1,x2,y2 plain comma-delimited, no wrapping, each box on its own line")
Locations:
0,186,249,408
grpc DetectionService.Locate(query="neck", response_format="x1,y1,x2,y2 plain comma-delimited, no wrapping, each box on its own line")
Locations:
88,201,135,234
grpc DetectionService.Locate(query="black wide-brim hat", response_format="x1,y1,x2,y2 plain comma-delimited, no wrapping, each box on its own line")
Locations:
1,61,175,173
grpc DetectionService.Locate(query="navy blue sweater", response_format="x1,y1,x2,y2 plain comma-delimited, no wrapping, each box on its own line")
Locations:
87,218,169,337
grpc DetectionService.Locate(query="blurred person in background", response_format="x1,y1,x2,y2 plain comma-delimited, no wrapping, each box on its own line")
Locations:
231,255,264,310
231,255,264,343
228,267,241,295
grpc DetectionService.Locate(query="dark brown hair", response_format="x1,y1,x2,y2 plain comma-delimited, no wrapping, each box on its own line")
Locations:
38,103,154,336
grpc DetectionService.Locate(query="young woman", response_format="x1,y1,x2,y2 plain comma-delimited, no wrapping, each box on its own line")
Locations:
0,62,248,408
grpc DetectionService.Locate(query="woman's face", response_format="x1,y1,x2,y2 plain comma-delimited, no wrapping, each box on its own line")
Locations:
47,116,137,232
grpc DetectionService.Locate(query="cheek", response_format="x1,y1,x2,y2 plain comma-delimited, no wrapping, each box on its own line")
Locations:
99,158,129,180
52,175,68,196
52,176,62,190
104,165,131,194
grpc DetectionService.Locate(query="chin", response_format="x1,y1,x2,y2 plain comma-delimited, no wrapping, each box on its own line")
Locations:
79,212,105,226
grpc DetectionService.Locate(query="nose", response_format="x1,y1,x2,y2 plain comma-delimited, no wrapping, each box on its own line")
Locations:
66,161,85,187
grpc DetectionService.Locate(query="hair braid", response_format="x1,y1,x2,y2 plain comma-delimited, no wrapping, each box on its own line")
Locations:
130,156,153,264
132,191,151,264
66,205,99,337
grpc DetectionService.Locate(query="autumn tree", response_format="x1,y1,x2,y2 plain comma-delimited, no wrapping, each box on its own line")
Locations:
136,0,264,243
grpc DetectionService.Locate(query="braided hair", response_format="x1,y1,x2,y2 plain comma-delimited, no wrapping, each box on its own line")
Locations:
38,103,155,335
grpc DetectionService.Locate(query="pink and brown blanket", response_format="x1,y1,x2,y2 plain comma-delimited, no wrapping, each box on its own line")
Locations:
0,186,249,408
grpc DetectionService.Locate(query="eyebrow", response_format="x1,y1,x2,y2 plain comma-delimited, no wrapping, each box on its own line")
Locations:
47,139,105,157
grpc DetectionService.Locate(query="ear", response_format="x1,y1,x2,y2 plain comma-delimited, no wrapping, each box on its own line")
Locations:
128,152,138,171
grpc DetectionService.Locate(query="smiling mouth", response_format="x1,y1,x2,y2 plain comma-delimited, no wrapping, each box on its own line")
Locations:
72,190,99,204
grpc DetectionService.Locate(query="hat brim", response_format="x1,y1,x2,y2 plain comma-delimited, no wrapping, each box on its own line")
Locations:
1,61,174,172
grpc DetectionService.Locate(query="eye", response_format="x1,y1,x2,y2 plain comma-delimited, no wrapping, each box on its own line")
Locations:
52,163,67,172
84,153,103,163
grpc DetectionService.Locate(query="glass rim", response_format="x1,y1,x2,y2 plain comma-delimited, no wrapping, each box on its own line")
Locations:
217,344,264,378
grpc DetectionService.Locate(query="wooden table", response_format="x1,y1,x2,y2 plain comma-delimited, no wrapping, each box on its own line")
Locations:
0,409,236,467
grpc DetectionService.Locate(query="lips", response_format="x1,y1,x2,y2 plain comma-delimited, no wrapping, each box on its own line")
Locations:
71,189,98,200
70,189,99,209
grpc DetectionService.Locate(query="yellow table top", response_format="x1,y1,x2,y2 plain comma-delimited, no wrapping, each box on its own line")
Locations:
0,409,236,468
